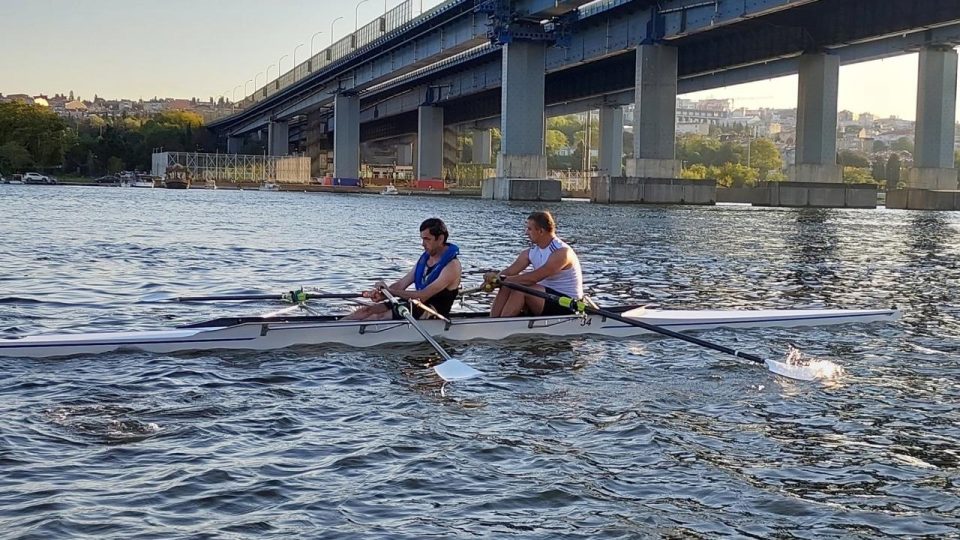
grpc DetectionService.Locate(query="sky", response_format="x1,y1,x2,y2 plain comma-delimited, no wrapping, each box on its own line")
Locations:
0,0,956,121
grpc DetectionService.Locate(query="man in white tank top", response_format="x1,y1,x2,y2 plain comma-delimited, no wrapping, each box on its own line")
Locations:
484,211,583,317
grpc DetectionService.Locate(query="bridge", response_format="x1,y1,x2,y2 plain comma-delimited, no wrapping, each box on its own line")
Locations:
208,0,960,207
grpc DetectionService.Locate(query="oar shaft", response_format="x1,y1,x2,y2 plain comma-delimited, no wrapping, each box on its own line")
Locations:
380,290,452,361
499,281,765,366
178,292,363,302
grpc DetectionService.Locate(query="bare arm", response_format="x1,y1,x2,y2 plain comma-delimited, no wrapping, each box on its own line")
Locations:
489,249,530,279
502,247,573,286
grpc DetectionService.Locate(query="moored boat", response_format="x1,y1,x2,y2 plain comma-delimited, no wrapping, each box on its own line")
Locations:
0,306,899,359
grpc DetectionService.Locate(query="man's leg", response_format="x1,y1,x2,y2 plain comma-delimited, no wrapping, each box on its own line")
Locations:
489,288,512,317
343,303,391,321
500,285,546,317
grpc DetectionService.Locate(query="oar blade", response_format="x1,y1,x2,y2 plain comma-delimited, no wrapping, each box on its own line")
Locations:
763,358,843,381
434,358,483,382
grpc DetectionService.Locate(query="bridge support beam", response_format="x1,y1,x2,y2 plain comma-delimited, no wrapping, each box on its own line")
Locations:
484,40,559,201
268,121,289,156
227,136,242,154
333,93,360,184
627,44,681,179
907,46,959,191
789,53,842,183
416,105,444,180
472,129,492,165
598,105,624,177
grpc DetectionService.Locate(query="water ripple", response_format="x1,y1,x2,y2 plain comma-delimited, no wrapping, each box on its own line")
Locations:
0,186,958,537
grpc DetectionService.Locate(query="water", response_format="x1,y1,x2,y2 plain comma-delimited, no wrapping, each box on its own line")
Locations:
1,185,958,538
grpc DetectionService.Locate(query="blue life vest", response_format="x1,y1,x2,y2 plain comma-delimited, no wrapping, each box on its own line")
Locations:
414,243,459,291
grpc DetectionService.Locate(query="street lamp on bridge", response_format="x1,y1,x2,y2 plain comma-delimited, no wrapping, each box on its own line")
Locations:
310,31,324,58
293,44,304,70
244,79,253,97
355,0,371,33
266,64,276,82
255,72,264,91
232,85,241,103
330,16,344,44
278,54,289,78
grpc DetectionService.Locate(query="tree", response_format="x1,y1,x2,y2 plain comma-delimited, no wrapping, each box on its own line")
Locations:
842,167,875,184
885,154,901,190
872,139,888,153
871,159,887,182
891,137,914,153
0,141,34,173
748,138,782,179
838,150,870,168
545,129,568,156
680,164,709,180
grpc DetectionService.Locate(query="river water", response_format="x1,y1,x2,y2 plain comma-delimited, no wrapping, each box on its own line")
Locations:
0,185,958,538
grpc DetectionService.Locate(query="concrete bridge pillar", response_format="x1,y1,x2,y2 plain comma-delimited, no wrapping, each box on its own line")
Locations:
268,121,289,156
598,105,624,176
907,46,959,190
627,44,681,178
472,128,492,164
483,40,559,201
305,111,331,179
417,105,444,180
227,136,242,154
333,93,360,182
789,53,842,183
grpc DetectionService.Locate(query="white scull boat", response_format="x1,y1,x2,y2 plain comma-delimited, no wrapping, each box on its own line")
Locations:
0,306,899,359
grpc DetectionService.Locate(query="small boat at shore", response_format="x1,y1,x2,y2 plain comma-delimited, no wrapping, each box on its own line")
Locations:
258,181,280,191
380,184,399,195
0,306,899,359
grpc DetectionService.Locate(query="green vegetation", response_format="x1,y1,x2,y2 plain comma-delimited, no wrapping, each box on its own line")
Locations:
675,134,783,187
0,102,215,176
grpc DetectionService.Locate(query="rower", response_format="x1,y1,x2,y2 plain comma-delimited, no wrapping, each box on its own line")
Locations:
345,218,462,321
484,210,583,317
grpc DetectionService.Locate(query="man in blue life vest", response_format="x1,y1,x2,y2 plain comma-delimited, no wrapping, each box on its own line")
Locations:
483,210,583,317
345,218,462,321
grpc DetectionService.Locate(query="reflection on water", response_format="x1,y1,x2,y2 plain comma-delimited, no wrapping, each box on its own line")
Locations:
0,186,958,537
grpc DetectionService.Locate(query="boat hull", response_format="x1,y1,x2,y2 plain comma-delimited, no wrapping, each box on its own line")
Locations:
0,307,899,359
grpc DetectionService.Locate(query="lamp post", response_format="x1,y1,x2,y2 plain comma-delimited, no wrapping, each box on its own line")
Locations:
255,72,264,91
355,0,371,33
278,54,289,77
232,85,241,102
244,79,253,97
330,16,343,44
310,31,324,58
293,44,304,68
267,64,276,82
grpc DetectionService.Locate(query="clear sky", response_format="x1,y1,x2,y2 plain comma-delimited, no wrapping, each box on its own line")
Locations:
0,0,955,120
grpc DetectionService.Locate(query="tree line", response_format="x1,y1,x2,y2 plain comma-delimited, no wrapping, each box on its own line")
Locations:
0,102,216,177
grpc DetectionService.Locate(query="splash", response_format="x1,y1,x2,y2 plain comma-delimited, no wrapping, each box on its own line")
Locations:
765,345,845,381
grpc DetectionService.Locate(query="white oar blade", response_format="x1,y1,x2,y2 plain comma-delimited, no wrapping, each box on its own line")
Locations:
764,358,843,381
434,358,482,382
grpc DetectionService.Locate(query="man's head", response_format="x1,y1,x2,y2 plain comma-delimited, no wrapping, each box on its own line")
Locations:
420,217,449,255
525,211,556,245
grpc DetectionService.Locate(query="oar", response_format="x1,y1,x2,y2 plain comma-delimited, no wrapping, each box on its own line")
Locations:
497,280,833,382
380,288,482,382
178,290,363,302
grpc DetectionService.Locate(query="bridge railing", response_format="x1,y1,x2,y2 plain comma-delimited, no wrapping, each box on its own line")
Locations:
212,0,422,121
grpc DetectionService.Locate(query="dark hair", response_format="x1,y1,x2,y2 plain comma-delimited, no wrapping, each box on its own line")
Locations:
527,211,556,234
420,217,449,242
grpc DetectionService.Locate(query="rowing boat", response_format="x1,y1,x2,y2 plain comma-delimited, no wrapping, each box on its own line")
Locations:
0,305,899,359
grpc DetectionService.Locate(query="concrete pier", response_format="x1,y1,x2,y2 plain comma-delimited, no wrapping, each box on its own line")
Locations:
267,121,289,156
591,177,715,205
417,105,444,180
626,45,681,178
483,40,559,201
333,93,360,183
471,129,492,164
598,106,624,176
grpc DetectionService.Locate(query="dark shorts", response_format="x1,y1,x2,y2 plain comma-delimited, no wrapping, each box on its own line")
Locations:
540,287,578,316
391,300,444,320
